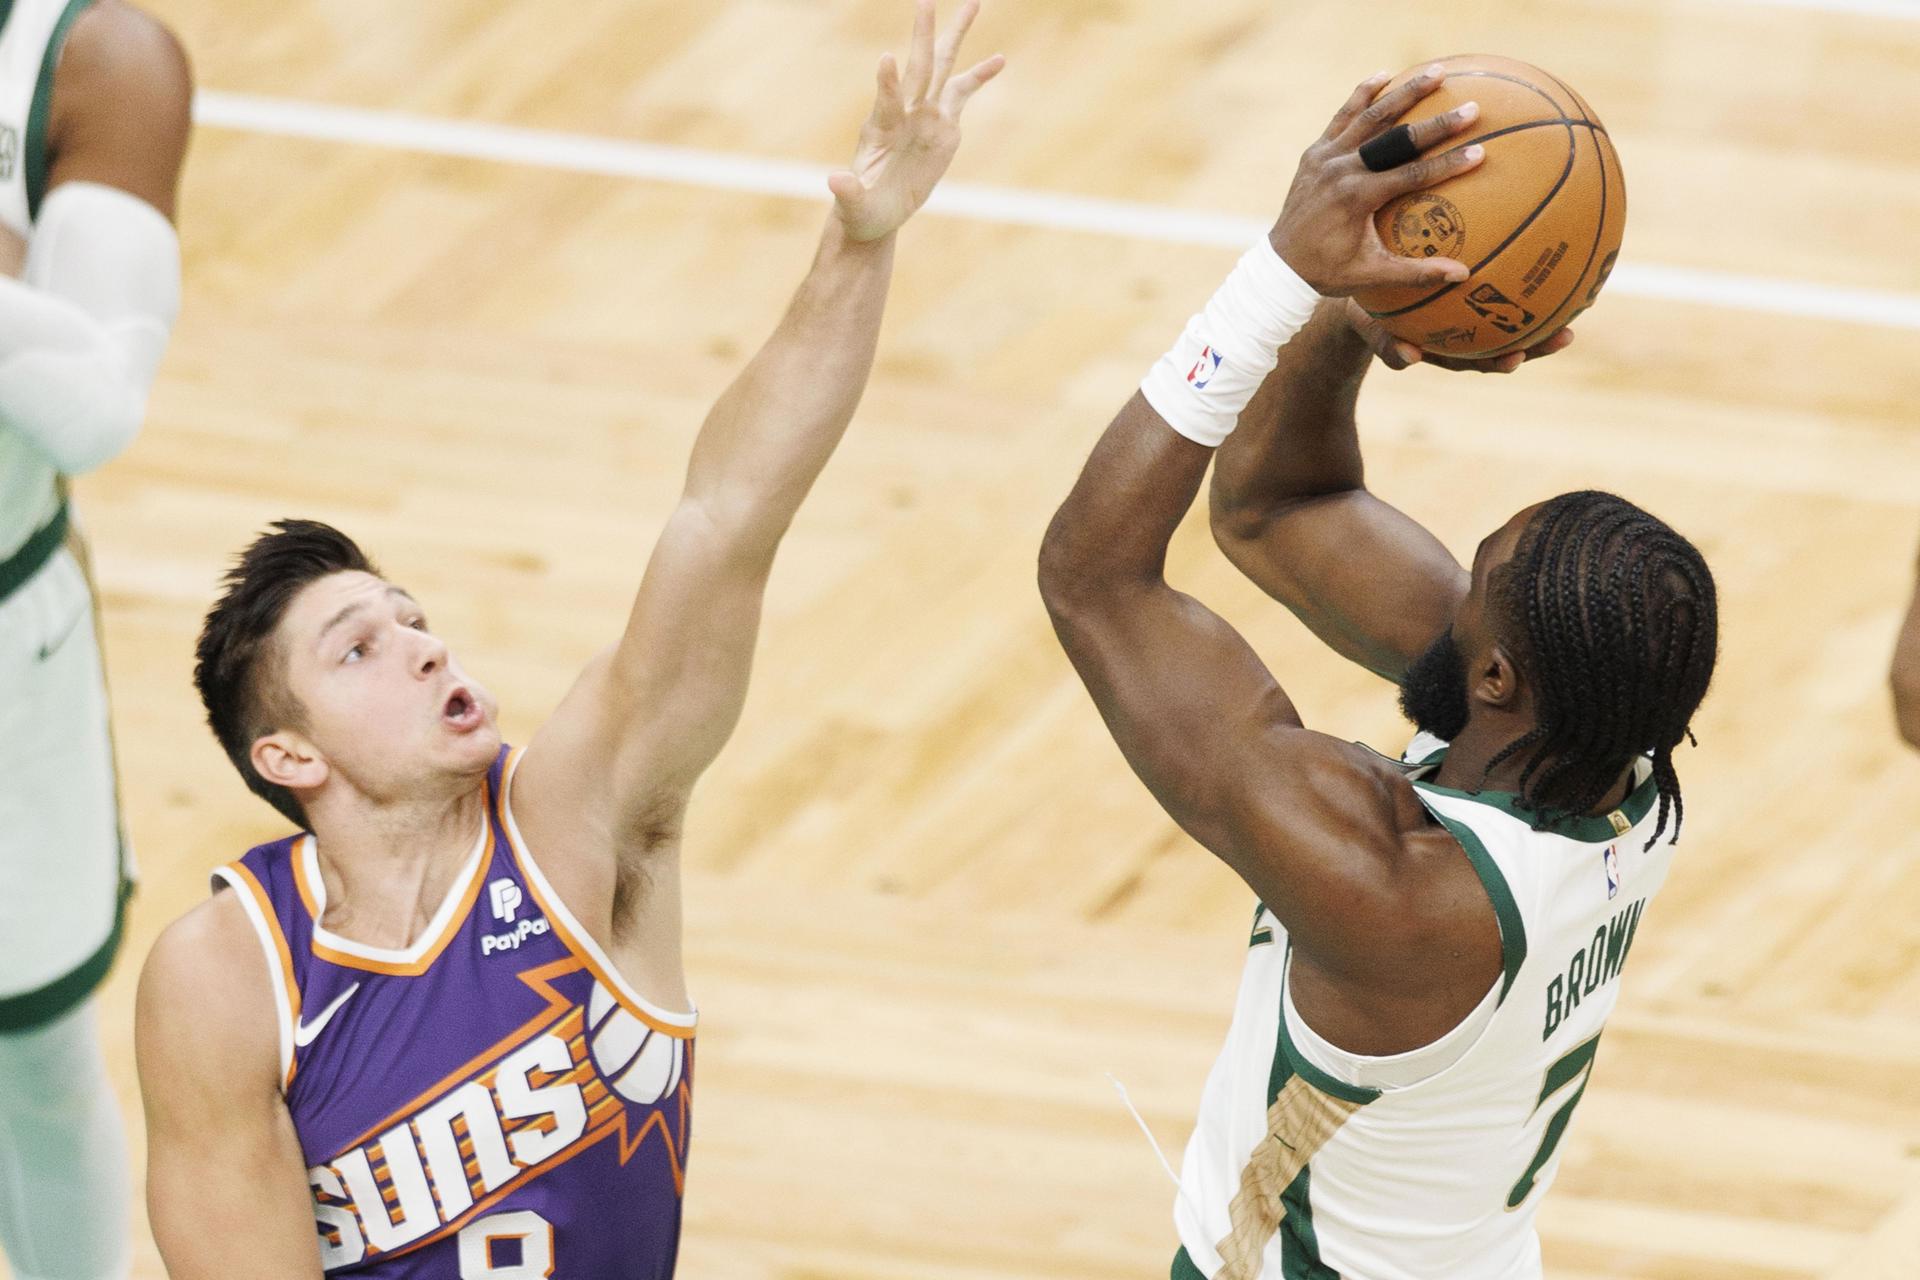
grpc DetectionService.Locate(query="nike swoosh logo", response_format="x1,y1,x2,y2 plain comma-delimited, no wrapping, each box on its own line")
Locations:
36,608,85,662
293,982,361,1048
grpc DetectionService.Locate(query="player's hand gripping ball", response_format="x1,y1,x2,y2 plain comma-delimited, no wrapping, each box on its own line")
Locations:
1349,55,1626,359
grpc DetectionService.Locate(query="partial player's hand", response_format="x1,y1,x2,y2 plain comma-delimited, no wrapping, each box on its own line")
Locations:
829,0,1005,243
1270,66,1486,296
1342,298,1576,373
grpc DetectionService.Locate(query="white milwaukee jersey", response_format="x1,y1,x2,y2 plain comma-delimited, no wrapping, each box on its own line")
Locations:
0,0,92,555
0,0,89,239
1174,733,1676,1280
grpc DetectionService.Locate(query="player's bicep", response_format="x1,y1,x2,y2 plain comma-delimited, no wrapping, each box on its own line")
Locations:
45,1,192,218
1211,487,1468,682
136,907,323,1277
532,500,770,816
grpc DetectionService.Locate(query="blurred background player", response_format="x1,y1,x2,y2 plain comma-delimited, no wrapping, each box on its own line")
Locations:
1040,71,1717,1278
131,2,999,1274
0,1,187,1278
1892,546,1920,749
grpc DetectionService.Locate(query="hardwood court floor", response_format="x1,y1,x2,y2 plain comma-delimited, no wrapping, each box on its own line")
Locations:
9,0,1920,1276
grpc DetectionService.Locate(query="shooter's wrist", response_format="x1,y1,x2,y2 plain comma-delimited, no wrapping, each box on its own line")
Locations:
1140,238,1323,448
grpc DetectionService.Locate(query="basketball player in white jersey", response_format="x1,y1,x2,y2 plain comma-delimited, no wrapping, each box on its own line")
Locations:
133,4,1001,1274
1892,551,1920,748
1041,71,1718,1278
0,2,187,1277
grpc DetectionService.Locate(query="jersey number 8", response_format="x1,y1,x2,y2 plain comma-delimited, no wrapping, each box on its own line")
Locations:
458,1210,553,1279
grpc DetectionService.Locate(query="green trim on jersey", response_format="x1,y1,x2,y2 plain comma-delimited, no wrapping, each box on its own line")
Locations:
1273,952,1383,1107
0,870,129,1030
0,497,66,602
1410,748,1658,843
23,0,96,220
1171,1246,1208,1280
0,1,19,43
1415,808,1528,1002
1278,1164,1339,1280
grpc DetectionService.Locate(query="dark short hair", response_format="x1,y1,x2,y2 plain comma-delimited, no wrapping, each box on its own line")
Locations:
1486,491,1718,847
193,520,380,828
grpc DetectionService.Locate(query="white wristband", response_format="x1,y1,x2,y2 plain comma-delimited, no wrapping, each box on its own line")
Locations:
1139,238,1322,448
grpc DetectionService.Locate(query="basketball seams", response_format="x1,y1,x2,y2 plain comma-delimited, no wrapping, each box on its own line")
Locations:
1482,126,1614,358
1367,119,1578,322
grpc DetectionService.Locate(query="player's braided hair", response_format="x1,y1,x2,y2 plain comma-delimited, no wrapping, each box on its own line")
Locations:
1482,491,1717,848
194,520,381,829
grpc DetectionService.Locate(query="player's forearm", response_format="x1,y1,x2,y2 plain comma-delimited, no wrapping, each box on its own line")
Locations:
1039,392,1213,609
1209,300,1372,526
679,217,897,561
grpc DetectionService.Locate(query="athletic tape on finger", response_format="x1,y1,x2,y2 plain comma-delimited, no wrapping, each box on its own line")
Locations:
1358,124,1419,173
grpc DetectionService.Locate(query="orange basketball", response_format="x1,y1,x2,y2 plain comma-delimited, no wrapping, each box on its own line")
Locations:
1351,55,1626,359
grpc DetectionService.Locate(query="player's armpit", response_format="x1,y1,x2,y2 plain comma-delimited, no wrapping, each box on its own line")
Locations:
135,895,325,1280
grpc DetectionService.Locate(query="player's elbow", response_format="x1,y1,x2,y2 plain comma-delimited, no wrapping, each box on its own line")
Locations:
0,348,148,475
1037,508,1100,622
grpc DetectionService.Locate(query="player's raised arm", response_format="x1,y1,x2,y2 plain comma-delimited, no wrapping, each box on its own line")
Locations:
136,896,326,1279
1039,74,1482,956
0,0,188,475
1893,540,1920,748
1206,67,1575,686
518,4,1002,838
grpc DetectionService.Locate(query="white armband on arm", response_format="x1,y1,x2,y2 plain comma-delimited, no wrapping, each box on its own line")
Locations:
0,181,181,475
1139,238,1322,448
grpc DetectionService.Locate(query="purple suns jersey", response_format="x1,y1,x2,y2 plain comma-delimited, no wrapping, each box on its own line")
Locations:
212,746,696,1278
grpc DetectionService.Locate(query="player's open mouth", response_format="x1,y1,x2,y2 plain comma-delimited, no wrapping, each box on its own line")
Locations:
442,687,482,731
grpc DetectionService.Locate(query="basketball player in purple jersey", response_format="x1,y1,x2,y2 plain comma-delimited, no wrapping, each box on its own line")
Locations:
131,5,1003,1274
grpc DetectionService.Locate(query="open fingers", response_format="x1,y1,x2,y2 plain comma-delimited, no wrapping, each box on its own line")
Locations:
901,0,937,103
942,53,1005,116
1335,63,1449,150
1322,71,1393,143
1365,140,1484,201
928,0,980,98
872,52,906,128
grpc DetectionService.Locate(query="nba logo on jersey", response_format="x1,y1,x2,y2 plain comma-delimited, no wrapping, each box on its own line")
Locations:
1188,346,1223,390
1603,843,1621,899
0,127,15,181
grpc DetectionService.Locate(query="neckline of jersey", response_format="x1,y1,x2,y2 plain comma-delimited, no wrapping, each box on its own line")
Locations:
1408,748,1658,843
299,810,492,967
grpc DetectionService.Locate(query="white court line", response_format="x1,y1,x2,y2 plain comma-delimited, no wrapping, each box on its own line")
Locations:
1711,0,1920,18
195,90,1920,333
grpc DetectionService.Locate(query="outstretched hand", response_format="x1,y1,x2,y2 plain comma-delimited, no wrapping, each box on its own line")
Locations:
1343,298,1577,373
829,0,1005,243
1270,66,1487,297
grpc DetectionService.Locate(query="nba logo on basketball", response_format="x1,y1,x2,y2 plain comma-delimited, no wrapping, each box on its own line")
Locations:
1603,845,1621,900
1187,346,1223,390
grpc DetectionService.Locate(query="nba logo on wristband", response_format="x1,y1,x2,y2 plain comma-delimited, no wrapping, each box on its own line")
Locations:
1187,346,1224,390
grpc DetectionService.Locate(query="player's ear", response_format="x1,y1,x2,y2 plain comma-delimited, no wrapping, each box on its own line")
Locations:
252,731,327,793
1474,644,1524,711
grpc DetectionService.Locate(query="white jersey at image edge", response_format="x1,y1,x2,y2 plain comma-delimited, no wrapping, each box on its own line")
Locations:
1173,731,1674,1280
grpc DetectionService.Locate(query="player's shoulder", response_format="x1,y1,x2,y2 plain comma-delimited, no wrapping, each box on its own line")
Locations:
51,0,192,168
62,0,193,91
136,889,279,1077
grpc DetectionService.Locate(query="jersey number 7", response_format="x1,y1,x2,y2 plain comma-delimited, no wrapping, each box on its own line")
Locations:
1507,1032,1602,1210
